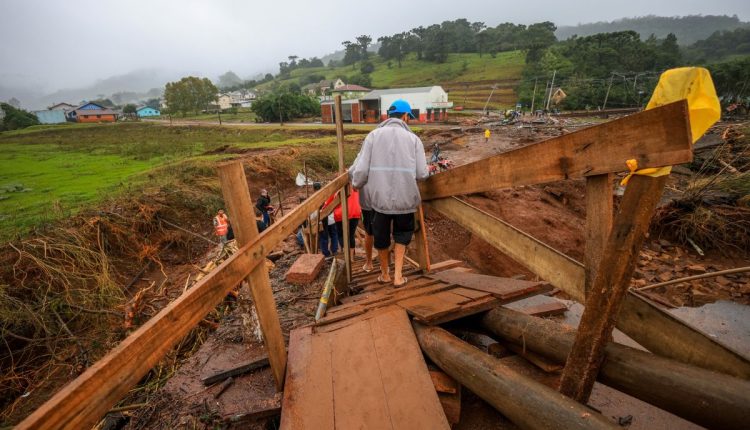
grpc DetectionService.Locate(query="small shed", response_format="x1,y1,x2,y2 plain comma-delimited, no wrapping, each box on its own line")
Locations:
34,110,67,124
136,106,160,117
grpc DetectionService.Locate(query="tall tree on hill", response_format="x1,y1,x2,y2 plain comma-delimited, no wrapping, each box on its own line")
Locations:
342,40,361,67
523,21,557,63
410,26,427,60
163,76,218,116
356,35,372,59
309,57,325,67
378,33,408,68
423,24,449,63
288,55,299,68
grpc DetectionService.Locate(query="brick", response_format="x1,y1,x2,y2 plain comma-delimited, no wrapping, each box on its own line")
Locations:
285,253,326,285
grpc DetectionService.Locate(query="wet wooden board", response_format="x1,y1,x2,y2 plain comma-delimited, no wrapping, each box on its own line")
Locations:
430,269,553,301
427,296,501,325
518,301,568,317
281,308,450,429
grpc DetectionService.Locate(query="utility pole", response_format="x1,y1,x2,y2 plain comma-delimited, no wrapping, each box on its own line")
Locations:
602,73,614,110
530,78,538,113
545,70,556,111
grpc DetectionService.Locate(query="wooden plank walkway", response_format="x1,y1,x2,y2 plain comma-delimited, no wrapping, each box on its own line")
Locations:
281,260,555,429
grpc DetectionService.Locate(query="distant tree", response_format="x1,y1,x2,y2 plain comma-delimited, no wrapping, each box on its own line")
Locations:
218,71,243,89
251,91,320,122
410,26,427,60
298,58,311,68
123,104,137,114
523,21,557,63
360,60,375,74
0,103,39,131
288,55,299,68
264,73,274,82
309,57,325,67
163,76,218,115
348,73,372,88
356,35,372,59
342,40,361,66
300,73,326,85
656,33,682,68
278,61,290,76
90,98,115,108
423,24,449,63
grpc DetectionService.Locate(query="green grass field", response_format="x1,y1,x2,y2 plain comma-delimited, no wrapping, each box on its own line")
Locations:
0,122,367,238
259,51,525,109
151,108,258,123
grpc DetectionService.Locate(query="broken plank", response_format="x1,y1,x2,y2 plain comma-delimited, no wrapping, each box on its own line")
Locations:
419,100,692,200
280,327,334,430
427,296,501,325
202,355,269,385
370,309,451,429
399,293,462,321
430,270,552,301
430,370,459,394
451,287,490,300
428,259,465,273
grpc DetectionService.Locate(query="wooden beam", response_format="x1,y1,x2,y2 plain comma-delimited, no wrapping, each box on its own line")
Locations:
217,162,286,390
427,195,750,379
17,172,350,430
559,174,668,402
334,95,351,282
482,307,750,430
412,323,619,430
584,174,613,296
419,100,692,200
425,197,585,301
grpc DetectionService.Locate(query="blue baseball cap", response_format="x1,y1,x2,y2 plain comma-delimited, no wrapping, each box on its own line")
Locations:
388,99,416,119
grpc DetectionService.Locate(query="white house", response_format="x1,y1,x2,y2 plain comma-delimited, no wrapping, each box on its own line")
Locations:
360,86,453,122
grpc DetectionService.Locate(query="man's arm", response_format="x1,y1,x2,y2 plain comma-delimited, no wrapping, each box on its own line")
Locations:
349,134,373,188
414,136,429,181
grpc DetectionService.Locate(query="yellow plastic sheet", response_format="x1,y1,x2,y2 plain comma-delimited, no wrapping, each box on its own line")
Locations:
620,67,721,185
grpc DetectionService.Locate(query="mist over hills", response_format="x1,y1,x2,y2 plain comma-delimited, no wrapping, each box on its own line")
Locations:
556,14,749,44
4,14,748,111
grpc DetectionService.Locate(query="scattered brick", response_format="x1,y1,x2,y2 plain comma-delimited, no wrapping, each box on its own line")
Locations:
285,253,326,285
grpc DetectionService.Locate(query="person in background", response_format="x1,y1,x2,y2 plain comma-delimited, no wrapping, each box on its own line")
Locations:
255,189,273,227
485,128,490,143
319,212,339,257
349,99,429,287
322,186,361,261
213,209,230,244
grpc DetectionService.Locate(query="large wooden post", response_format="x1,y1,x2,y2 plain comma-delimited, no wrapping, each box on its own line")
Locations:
559,174,668,402
334,95,352,282
584,174,613,296
217,162,287,391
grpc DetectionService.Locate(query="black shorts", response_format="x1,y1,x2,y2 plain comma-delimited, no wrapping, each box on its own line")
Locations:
361,209,375,236
372,211,415,250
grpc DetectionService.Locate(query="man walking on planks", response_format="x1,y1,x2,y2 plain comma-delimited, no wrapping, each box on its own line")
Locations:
350,99,429,287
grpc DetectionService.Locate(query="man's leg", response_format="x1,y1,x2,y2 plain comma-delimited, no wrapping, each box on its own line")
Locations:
348,218,359,262
372,211,392,282
392,213,416,286
319,226,330,257
362,210,375,271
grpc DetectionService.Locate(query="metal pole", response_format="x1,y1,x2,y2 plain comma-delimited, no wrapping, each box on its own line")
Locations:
602,73,614,110
530,78,538,113
545,70,556,111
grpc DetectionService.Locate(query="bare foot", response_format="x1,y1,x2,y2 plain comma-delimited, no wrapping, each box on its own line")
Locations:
363,262,374,272
377,274,391,284
393,277,408,288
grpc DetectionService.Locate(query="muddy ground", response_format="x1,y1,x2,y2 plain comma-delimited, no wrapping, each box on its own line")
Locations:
5,116,749,429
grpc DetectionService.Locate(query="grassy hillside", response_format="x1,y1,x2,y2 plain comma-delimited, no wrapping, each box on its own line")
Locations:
0,123,367,238
260,51,525,109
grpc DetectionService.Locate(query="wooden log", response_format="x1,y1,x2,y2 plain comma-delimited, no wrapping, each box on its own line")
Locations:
425,197,585,301
481,307,750,430
17,172,350,430
217,162,286,390
560,174,668,402
202,355,270,386
584,174,613,296
412,322,619,430
419,100,692,200
427,190,750,379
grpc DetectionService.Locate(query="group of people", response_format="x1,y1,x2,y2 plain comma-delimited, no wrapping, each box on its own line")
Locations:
212,189,275,245
213,99,429,288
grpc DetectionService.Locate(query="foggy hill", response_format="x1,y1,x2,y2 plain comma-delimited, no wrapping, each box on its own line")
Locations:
556,14,750,45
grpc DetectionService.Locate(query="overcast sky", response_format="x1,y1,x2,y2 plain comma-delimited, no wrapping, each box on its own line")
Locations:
1,0,749,93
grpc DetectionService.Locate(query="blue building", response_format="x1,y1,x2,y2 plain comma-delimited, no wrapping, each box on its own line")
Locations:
34,109,67,124
136,106,160,117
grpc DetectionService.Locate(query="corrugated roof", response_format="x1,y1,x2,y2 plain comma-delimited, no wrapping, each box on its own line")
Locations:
361,86,438,100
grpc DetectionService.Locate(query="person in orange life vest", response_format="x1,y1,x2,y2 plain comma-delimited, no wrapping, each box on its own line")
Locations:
322,186,361,261
213,209,230,244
